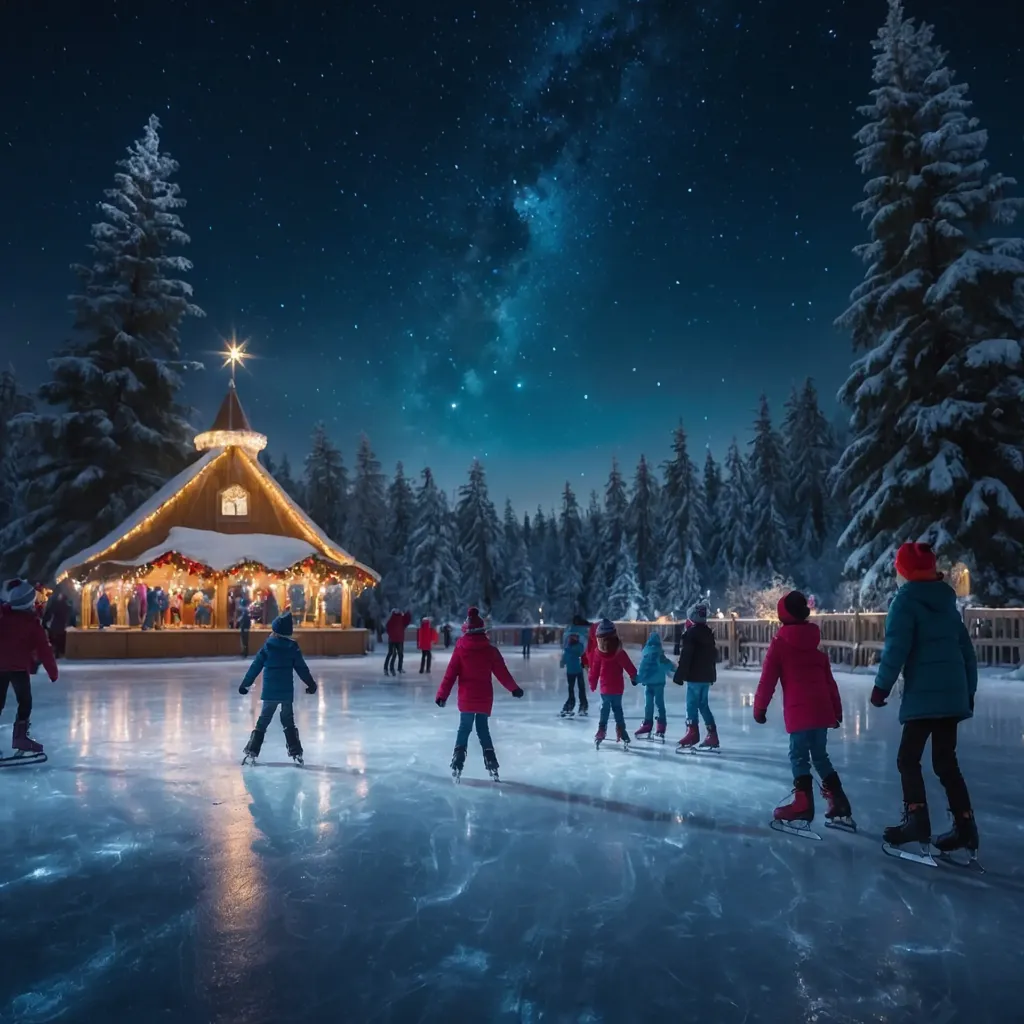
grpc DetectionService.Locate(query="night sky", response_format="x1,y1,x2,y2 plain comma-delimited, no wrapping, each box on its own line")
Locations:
1,0,1019,511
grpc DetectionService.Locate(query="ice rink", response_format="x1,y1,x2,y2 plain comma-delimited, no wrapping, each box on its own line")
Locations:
1,647,1021,1024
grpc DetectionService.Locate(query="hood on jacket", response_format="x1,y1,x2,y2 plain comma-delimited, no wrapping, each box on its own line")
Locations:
896,579,958,613
642,632,664,655
776,621,822,650
687,622,717,645
421,617,431,626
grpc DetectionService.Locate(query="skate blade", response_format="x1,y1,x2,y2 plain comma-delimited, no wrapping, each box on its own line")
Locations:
452,771,462,784
936,851,985,873
241,754,258,766
882,842,937,867
694,746,721,754
770,819,822,841
0,751,47,767
291,756,304,766
825,817,858,833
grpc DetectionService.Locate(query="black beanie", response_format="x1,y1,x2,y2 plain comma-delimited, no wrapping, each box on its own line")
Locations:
782,590,811,623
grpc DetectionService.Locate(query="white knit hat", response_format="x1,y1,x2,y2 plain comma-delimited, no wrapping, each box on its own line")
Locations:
4,579,37,612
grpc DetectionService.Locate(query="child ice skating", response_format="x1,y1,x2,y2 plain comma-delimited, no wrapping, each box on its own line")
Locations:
588,619,637,749
753,591,852,835
238,611,318,765
872,543,980,865
673,604,720,750
417,617,438,674
559,629,589,717
634,632,674,741
0,579,59,765
435,607,523,781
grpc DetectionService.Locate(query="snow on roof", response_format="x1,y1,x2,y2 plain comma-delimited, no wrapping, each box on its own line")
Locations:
54,450,221,581
107,526,323,572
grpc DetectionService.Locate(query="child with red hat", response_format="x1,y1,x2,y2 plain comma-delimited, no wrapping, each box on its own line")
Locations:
753,590,852,831
588,619,638,748
871,543,979,861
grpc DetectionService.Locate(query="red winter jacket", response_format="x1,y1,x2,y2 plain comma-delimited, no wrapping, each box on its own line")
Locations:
436,632,519,714
587,640,637,695
0,608,59,680
753,623,842,733
385,611,411,643
416,619,438,651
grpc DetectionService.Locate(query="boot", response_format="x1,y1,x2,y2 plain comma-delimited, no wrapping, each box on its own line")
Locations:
482,748,500,781
594,726,606,749
883,803,931,847
934,810,979,854
676,722,700,749
242,728,265,763
12,720,43,754
635,720,653,739
450,745,467,780
284,725,304,764
655,719,666,741
774,775,814,822
820,771,853,821
578,700,589,717
699,726,720,750
560,699,576,718
616,723,630,746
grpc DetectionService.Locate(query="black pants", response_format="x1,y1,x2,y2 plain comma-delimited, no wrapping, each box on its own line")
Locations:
240,629,250,657
0,672,32,721
566,673,587,708
897,717,971,815
384,642,404,674
522,644,531,659
419,650,432,673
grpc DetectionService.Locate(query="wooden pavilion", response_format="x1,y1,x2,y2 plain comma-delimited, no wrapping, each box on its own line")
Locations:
55,383,378,659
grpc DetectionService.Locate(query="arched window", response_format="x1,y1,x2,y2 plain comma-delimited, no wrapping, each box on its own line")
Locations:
220,484,249,517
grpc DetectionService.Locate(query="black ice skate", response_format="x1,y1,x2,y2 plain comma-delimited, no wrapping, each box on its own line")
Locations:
242,728,265,766
450,745,467,782
1,721,47,767
577,702,589,717
821,771,857,833
882,803,935,866
284,725,304,765
559,700,576,718
933,810,983,872
482,747,500,782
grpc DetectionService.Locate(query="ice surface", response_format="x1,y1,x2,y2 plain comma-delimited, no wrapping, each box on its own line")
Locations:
1,649,1022,1024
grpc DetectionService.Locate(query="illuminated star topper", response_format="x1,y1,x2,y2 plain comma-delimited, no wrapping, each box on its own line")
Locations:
221,337,250,384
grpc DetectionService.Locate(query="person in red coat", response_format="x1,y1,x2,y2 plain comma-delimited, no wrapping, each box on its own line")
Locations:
0,579,59,758
587,619,637,748
435,606,523,780
383,608,412,676
416,616,439,674
753,591,852,829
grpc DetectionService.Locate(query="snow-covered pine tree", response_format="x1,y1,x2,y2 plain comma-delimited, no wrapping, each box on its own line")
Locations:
274,452,304,506
409,467,459,620
626,454,661,618
581,489,604,615
529,507,550,615
557,483,585,621
836,0,1024,604
455,459,502,613
719,438,752,583
383,463,416,609
746,396,789,582
601,459,629,598
656,425,704,617
702,449,726,601
606,535,643,621
0,367,33,541
502,527,537,624
542,507,561,615
349,434,387,618
1,116,204,579
303,423,347,541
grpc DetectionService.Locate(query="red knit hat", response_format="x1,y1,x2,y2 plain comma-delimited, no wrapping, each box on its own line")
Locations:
777,591,810,625
463,606,486,634
895,543,939,582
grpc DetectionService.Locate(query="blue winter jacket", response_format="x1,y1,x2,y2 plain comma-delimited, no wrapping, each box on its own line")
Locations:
875,580,977,723
636,633,674,686
240,632,316,703
561,638,585,675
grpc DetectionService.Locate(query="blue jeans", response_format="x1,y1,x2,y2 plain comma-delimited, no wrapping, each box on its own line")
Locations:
455,712,493,750
256,700,295,732
643,684,667,725
598,693,627,730
685,683,715,727
788,728,834,780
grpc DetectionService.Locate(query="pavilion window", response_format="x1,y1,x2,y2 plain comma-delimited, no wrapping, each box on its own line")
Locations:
220,484,249,517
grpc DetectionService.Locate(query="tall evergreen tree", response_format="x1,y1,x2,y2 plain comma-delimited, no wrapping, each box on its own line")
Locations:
0,367,33,541
836,0,1024,603
581,489,604,615
719,438,752,582
626,454,660,617
702,449,726,602
274,452,304,507
502,528,536,623
1,116,203,578
409,467,458,619
303,423,347,540
601,459,629,597
530,507,550,615
557,483,585,621
349,434,387,618
656,425,704,617
606,535,643,621
455,459,502,613
746,396,788,581
383,463,416,609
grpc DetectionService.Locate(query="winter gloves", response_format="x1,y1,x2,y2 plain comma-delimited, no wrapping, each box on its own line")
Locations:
435,697,446,708
306,682,317,695
870,686,888,708
753,708,767,724
512,687,524,698
238,684,249,695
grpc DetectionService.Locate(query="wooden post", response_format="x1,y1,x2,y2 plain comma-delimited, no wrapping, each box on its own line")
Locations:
852,610,861,668
341,582,352,629
215,578,228,630
728,613,738,668
81,584,93,630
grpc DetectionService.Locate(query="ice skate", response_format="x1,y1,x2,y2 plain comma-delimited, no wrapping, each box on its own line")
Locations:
284,725,304,766
482,748,500,782
594,726,606,749
635,720,652,739
577,702,589,717
933,810,983,871
616,724,631,749
450,745,467,782
821,771,857,832
0,721,47,766
559,700,576,719
675,722,700,753
882,804,935,866
770,776,821,840
696,726,720,752
655,720,666,743
242,728,265,766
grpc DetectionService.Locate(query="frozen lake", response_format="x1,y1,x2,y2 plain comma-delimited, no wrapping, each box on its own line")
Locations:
1,647,1021,1024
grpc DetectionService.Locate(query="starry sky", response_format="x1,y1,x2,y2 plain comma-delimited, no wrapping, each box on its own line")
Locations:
0,0,1019,511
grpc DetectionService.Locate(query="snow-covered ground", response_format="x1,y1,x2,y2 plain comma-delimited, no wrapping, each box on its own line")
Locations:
1,648,1021,1024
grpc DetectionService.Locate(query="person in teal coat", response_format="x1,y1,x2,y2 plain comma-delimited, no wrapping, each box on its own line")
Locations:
238,610,318,765
634,632,674,740
558,630,588,717
871,543,979,859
